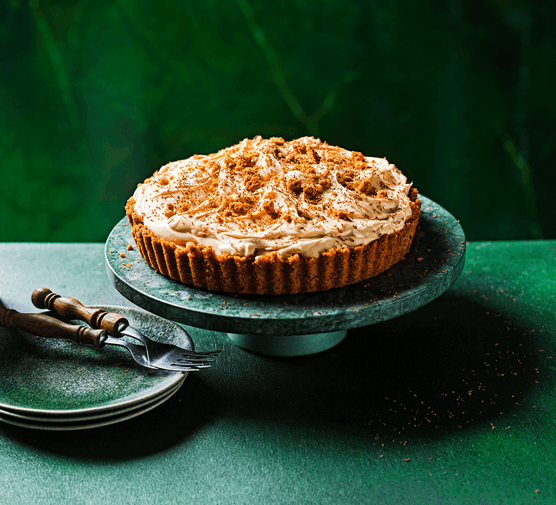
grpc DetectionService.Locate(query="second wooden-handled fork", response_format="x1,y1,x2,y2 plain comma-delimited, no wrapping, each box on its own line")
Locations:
31,288,220,372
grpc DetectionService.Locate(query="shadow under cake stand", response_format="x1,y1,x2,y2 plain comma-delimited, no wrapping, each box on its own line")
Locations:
105,196,465,356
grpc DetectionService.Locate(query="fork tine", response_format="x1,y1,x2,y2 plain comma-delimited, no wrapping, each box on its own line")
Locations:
176,361,215,367
174,365,211,370
170,362,212,370
164,348,221,356
154,361,212,372
175,362,214,367
174,355,217,363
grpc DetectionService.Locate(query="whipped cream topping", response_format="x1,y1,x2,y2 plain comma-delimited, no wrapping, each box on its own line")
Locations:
132,136,414,258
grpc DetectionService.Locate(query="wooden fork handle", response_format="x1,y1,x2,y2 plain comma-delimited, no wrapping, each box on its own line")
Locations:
32,287,128,337
0,301,107,348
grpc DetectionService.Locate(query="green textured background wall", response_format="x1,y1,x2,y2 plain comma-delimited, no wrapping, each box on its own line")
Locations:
1,0,553,242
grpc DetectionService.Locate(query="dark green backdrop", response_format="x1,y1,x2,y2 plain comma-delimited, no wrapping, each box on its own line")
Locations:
1,0,553,243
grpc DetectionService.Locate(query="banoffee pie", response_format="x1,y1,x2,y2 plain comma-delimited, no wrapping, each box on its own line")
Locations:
125,136,421,294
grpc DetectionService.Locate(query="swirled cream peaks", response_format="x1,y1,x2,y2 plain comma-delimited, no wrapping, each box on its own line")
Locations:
131,136,415,259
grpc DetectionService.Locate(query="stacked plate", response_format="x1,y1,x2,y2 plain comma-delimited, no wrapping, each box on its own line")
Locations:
0,305,190,430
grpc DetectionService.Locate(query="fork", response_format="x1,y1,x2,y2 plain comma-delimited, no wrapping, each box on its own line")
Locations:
31,288,220,371
0,300,199,372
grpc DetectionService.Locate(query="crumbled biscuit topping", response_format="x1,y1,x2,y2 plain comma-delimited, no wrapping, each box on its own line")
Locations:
133,136,414,258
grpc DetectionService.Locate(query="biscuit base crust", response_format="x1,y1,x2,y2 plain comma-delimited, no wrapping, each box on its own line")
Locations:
125,189,421,295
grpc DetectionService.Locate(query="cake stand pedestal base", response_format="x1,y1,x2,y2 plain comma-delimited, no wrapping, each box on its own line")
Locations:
227,330,348,357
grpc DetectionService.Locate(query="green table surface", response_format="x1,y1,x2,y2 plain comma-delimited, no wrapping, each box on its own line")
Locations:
0,240,555,504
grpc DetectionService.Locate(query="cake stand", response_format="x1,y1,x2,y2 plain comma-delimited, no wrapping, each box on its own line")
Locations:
105,196,465,356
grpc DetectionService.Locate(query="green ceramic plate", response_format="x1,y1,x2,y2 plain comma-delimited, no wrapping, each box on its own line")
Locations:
0,382,182,431
0,305,189,416
0,375,186,423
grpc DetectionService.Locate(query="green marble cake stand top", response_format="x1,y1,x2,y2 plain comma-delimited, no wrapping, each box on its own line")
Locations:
105,196,465,356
